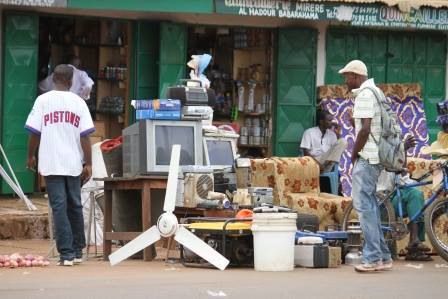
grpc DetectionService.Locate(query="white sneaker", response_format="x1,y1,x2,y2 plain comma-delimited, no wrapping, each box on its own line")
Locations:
378,260,393,271
57,260,74,266
354,262,381,273
73,258,83,264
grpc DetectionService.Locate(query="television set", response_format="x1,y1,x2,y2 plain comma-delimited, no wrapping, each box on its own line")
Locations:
122,120,203,175
203,136,238,171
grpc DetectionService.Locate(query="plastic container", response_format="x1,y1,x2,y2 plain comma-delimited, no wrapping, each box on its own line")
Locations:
251,213,297,271
100,137,123,177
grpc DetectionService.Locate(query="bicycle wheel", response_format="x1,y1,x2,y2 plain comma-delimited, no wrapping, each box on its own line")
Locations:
342,194,396,244
424,196,448,262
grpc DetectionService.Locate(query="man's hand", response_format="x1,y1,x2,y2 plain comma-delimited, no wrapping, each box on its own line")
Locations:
26,156,36,172
81,164,92,185
404,135,417,151
332,123,342,138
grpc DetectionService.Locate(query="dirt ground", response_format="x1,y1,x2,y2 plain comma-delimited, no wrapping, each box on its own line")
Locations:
0,239,447,299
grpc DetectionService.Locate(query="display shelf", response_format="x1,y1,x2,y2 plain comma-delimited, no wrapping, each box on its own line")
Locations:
232,30,272,158
234,47,267,51
242,112,265,117
238,144,267,148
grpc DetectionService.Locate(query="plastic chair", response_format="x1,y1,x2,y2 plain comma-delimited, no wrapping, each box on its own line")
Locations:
320,162,339,195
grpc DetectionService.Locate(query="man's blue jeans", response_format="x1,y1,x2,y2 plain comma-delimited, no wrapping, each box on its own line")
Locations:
351,158,391,264
45,175,85,261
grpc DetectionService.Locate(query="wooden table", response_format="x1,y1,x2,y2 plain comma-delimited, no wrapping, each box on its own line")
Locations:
95,176,237,262
96,176,167,261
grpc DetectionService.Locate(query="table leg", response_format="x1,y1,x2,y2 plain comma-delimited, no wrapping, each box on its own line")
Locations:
142,183,153,261
103,189,113,261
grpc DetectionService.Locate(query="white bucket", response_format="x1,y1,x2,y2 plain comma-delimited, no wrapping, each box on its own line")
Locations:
251,213,297,271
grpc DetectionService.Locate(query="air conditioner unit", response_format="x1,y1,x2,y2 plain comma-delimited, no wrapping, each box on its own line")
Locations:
182,172,214,208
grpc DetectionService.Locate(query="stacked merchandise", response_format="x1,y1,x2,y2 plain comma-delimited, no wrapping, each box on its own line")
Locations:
132,99,181,120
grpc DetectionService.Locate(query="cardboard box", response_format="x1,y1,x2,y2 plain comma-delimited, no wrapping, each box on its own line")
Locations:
93,120,106,138
328,246,342,268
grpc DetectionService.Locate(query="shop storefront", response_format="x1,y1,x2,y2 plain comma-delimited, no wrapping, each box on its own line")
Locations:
1,0,447,194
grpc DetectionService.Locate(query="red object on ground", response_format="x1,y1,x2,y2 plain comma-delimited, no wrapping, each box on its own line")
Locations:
236,209,253,219
100,136,123,153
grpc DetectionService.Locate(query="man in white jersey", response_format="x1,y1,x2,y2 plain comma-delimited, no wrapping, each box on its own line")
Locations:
339,60,393,273
39,56,94,100
25,64,95,266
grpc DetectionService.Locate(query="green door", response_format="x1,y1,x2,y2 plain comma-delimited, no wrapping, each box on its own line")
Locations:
1,13,38,194
130,21,159,124
326,28,446,142
387,32,446,141
158,22,186,98
275,28,317,156
325,28,388,84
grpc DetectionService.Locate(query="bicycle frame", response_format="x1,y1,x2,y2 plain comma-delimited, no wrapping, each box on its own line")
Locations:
394,162,448,223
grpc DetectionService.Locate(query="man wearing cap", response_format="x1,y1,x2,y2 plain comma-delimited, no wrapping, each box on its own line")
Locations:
339,60,393,272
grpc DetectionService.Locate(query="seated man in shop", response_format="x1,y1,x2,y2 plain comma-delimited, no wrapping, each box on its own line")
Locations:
39,55,94,100
300,110,347,172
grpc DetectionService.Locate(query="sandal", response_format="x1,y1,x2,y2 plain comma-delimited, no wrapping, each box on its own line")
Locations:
405,251,433,262
406,243,431,252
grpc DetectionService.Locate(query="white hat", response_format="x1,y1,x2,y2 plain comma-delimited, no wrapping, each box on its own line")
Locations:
338,60,368,76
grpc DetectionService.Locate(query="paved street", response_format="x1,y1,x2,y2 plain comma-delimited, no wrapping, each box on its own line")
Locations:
0,240,447,299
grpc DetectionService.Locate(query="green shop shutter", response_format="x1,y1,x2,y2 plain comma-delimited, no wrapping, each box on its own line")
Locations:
1,13,38,194
130,21,159,124
275,28,317,156
387,32,446,141
158,22,186,98
325,28,388,84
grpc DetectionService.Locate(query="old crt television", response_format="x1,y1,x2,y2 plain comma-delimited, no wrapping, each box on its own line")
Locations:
123,120,203,175
203,136,237,171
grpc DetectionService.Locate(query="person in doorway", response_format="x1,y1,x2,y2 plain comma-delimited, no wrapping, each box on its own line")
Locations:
25,64,95,266
39,55,94,100
300,110,347,172
339,59,393,273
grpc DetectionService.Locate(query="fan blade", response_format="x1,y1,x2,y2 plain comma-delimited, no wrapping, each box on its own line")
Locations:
174,226,229,270
109,225,161,266
163,144,181,213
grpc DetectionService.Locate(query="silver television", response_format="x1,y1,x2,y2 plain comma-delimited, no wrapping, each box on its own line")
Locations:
123,120,203,175
203,136,237,171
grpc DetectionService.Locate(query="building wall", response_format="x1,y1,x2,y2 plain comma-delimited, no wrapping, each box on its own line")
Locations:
68,0,214,13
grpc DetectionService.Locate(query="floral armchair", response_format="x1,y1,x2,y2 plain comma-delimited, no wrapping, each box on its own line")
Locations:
250,157,351,230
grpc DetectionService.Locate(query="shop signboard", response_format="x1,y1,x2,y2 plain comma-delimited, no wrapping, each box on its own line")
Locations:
216,0,448,31
0,0,66,7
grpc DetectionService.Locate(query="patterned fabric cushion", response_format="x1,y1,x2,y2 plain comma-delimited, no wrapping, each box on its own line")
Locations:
250,157,346,228
250,157,320,206
286,192,351,230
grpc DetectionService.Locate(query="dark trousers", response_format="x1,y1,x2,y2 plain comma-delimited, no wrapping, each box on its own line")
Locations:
45,175,86,260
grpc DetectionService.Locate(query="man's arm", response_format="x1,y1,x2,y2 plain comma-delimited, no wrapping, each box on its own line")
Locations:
351,118,372,164
27,134,40,170
80,136,92,184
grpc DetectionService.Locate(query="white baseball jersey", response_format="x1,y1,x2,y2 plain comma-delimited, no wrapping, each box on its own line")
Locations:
39,65,94,100
25,90,95,176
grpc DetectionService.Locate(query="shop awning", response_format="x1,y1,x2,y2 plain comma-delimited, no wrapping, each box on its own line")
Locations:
306,1,448,12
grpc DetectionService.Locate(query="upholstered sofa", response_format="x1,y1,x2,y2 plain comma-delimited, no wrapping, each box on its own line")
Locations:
250,156,351,230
